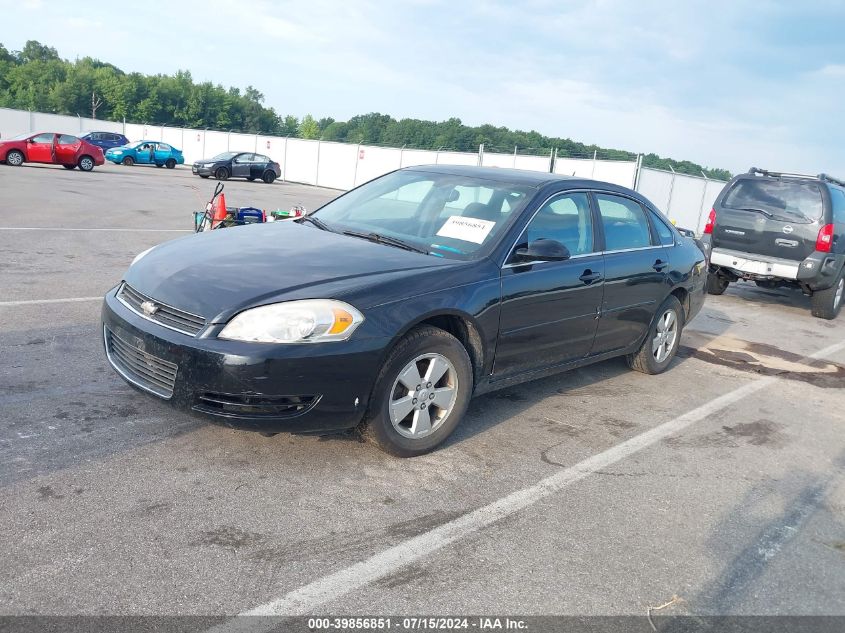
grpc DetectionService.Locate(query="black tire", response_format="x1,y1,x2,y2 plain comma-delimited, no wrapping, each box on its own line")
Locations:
626,295,684,375
6,150,24,166
122,156,135,166
165,159,176,169
77,155,95,172
262,170,276,184
360,325,473,457
706,272,729,295
215,167,229,180
811,271,844,320
200,174,210,179
63,164,75,170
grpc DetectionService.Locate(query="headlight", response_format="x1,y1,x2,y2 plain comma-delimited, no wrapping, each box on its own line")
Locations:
131,247,154,265
219,299,364,344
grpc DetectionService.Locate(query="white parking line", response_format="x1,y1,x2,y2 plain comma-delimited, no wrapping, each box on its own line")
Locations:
0,297,102,307
0,227,191,232
209,337,845,627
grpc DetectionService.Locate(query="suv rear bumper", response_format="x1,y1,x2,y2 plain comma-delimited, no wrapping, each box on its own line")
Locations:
709,246,844,289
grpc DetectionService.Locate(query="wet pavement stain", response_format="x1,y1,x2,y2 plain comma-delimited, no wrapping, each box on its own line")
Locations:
36,485,64,501
678,335,845,388
387,510,465,538
665,419,787,450
195,526,266,549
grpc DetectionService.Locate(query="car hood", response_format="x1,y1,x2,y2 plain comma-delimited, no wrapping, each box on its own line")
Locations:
124,221,466,322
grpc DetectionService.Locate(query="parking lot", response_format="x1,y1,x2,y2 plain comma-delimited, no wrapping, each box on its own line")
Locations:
1,163,844,619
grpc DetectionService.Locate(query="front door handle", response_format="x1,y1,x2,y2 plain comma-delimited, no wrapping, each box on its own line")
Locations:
653,259,668,272
579,269,603,285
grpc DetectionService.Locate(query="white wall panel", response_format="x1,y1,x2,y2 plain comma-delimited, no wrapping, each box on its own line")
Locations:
161,127,184,150
354,145,401,186
202,131,230,162
124,123,146,143
515,154,552,172
228,133,256,153
0,108,32,138
436,151,478,166
317,141,358,190
31,112,79,135
481,152,515,168
285,138,320,185
399,149,436,168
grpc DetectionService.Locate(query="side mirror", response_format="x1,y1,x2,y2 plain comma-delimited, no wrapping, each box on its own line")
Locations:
514,239,571,263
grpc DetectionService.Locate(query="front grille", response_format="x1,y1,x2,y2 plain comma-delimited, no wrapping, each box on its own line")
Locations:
104,327,178,399
193,392,319,419
118,283,206,336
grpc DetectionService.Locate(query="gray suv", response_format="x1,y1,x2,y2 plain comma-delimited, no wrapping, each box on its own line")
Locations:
701,168,845,319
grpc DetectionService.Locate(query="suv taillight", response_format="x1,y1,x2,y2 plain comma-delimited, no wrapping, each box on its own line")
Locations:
703,208,716,234
816,224,834,252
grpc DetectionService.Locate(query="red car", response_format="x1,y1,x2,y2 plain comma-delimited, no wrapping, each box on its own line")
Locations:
0,132,105,171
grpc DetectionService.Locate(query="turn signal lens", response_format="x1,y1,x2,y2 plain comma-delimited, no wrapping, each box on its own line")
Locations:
816,224,834,253
703,208,716,235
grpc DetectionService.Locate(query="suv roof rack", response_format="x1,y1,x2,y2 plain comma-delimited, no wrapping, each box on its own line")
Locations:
747,167,845,188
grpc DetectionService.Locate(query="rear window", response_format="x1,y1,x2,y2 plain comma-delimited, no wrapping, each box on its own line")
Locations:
723,178,824,223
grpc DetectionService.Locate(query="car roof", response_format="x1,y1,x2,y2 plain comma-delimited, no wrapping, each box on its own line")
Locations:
402,164,637,193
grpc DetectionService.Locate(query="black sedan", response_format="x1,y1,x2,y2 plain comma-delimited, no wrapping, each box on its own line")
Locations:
102,165,706,456
191,151,281,183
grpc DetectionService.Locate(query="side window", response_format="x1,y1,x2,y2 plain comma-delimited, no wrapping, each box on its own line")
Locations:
521,192,594,256
158,143,171,152
595,194,654,251
254,154,269,163
234,153,249,163
649,209,675,246
830,187,845,225
31,133,54,144
57,134,79,145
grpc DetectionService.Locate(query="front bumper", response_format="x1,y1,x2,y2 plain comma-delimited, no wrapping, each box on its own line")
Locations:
101,287,388,433
192,164,213,175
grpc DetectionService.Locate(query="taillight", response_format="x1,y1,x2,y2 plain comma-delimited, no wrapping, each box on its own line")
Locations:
703,208,716,234
816,224,834,252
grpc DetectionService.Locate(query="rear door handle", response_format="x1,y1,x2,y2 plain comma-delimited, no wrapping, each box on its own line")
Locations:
653,259,668,272
579,269,603,284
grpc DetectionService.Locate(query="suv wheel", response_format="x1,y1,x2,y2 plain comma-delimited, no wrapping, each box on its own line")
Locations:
706,272,729,295
360,326,473,457
811,273,844,320
627,295,684,375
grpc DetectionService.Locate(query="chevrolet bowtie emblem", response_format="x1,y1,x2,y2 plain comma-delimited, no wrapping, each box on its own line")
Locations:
140,300,160,317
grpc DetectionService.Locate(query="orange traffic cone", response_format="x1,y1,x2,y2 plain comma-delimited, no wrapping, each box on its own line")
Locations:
211,193,228,228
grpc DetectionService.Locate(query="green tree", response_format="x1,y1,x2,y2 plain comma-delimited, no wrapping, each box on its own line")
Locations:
298,114,320,139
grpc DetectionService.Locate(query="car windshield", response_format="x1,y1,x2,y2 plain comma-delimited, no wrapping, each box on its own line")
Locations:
211,152,238,160
723,178,824,223
310,170,535,260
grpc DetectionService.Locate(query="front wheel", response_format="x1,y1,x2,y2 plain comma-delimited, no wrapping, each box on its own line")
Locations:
78,156,95,172
6,150,24,166
811,273,844,320
706,272,729,295
165,158,176,169
215,167,229,180
360,326,473,457
627,295,684,375
122,156,135,166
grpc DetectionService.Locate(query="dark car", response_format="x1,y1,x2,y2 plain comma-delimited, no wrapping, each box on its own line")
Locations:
81,131,130,151
192,152,281,183
702,168,845,319
102,165,706,456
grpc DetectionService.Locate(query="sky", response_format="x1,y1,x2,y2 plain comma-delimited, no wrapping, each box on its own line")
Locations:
2,0,845,175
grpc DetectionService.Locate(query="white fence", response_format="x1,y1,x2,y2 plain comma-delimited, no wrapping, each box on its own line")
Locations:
0,107,726,232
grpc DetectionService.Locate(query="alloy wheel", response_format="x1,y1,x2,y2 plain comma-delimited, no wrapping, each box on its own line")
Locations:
835,278,844,309
79,157,94,171
7,152,23,166
652,308,678,363
389,353,458,439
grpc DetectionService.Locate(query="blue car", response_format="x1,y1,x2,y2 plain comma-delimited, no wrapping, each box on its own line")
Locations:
105,141,185,168
81,131,130,151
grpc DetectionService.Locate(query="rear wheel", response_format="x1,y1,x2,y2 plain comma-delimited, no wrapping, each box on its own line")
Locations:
360,326,473,457
122,156,135,166
215,167,229,180
811,272,844,320
165,158,176,169
63,164,75,170
6,150,24,166
627,295,684,375
262,170,276,184
706,272,729,295
78,155,95,172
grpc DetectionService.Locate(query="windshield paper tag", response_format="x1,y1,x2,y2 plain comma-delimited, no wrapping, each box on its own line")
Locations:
436,216,495,244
